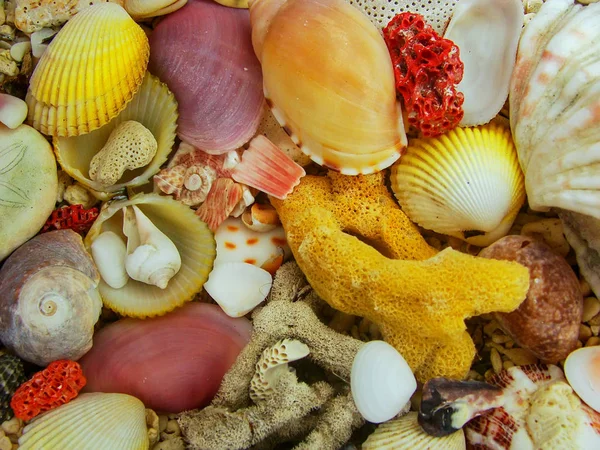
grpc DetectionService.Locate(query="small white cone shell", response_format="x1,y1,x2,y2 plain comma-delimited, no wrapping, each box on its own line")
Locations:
351,340,417,423
204,262,272,317
565,346,600,413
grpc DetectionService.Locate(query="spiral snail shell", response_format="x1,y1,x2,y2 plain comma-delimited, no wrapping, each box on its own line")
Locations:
0,230,102,366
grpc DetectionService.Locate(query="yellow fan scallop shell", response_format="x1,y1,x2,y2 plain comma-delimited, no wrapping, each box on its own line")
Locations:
391,123,525,247
250,0,407,175
19,393,149,450
26,3,149,137
54,73,178,193
84,193,216,318
362,412,466,450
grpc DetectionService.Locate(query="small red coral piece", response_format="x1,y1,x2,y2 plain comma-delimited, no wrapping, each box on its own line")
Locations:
384,12,464,137
41,204,99,235
10,360,87,421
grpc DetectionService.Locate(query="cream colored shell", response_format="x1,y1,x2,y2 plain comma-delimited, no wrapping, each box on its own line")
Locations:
510,0,600,219
391,123,525,247
363,412,466,450
250,0,407,175
125,0,188,19
19,393,149,450
249,338,310,403
55,73,177,193
26,3,149,137
0,124,57,261
85,193,216,318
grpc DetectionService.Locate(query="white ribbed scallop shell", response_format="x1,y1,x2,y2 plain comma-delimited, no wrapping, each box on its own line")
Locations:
19,393,149,450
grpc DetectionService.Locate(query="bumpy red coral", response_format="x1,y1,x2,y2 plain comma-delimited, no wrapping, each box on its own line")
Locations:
10,360,87,421
384,12,464,137
41,204,99,234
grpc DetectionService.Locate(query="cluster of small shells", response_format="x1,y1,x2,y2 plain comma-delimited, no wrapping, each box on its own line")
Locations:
0,417,23,450
146,409,185,450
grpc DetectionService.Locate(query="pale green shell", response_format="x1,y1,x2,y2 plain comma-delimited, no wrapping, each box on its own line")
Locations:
19,393,149,450
0,124,57,261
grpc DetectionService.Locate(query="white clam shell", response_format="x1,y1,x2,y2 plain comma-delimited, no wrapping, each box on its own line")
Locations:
444,0,524,126
204,262,273,317
351,340,416,424
565,346,600,413
19,392,149,450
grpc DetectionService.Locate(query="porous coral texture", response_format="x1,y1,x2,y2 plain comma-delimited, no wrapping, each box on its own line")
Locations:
10,360,86,421
384,12,464,137
178,262,366,450
270,172,530,381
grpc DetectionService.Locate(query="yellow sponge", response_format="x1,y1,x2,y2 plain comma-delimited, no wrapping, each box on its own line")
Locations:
271,171,529,381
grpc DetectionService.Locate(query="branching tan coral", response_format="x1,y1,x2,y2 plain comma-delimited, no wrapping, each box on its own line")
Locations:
178,262,366,450
270,172,530,381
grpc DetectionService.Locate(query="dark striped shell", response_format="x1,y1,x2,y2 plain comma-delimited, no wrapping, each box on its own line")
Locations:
0,353,27,422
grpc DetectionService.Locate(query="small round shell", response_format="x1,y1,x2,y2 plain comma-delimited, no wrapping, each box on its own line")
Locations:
391,123,525,246
54,73,178,193
84,193,216,318
19,393,149,450
565,347,600,413
363,412,466,450
0,230,102,366
351,341,416,424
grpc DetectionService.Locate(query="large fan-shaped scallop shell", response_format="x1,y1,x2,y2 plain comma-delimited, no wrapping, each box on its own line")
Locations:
390,123,525,247
363,412,466,450
84,194,216,318
509,0,600,219
18,393,149,450
26,3,149,137
54,73,178,193
249,0,407,175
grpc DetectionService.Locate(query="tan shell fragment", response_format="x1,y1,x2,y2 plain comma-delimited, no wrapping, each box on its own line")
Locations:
124,0,188,20
89,121,158,187
249,338,310,403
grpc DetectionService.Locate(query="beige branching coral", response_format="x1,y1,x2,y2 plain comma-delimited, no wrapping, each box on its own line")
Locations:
177,262,367,450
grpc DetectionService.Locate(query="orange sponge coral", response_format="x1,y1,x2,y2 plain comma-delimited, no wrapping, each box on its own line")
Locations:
270,172,529,381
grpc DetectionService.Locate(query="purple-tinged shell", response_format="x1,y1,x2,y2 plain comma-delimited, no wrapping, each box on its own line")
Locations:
149,0,264,154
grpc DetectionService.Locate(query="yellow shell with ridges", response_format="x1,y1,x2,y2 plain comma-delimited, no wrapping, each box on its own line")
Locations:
54,73,178,193
249,0,407,175
19,393,149,450
363,412,466,450
84,193,216,318
26,3,149,137
391,123,525,247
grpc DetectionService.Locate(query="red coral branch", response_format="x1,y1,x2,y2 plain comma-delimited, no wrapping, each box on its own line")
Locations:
384,12,464,137
10,360,87,421
41,204,99,235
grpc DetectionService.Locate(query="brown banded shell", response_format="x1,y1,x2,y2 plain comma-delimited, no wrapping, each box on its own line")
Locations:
249,0,407,175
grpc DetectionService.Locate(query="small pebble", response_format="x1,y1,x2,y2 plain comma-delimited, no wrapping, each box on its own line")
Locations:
582,297,600,323
580,324,593,342
585,337,600,347
1,418,21,436
591,325,600,336
159,415,168,433
491,333,512,345
580,278,593,297
152,437,186,450
490,348,503,374
0,436,11,450
165,420,181,436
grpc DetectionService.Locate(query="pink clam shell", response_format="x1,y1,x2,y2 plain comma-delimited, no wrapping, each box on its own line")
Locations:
149,0,264,154
78,303,252,412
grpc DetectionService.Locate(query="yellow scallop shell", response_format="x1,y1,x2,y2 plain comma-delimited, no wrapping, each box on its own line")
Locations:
363,412,466,450
54,73,178,193
19,393,149,450
84,194,216,318
26,3,149,137
391,123,525,247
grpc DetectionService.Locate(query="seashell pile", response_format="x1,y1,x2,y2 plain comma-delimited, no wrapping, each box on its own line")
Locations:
2,0,600,448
